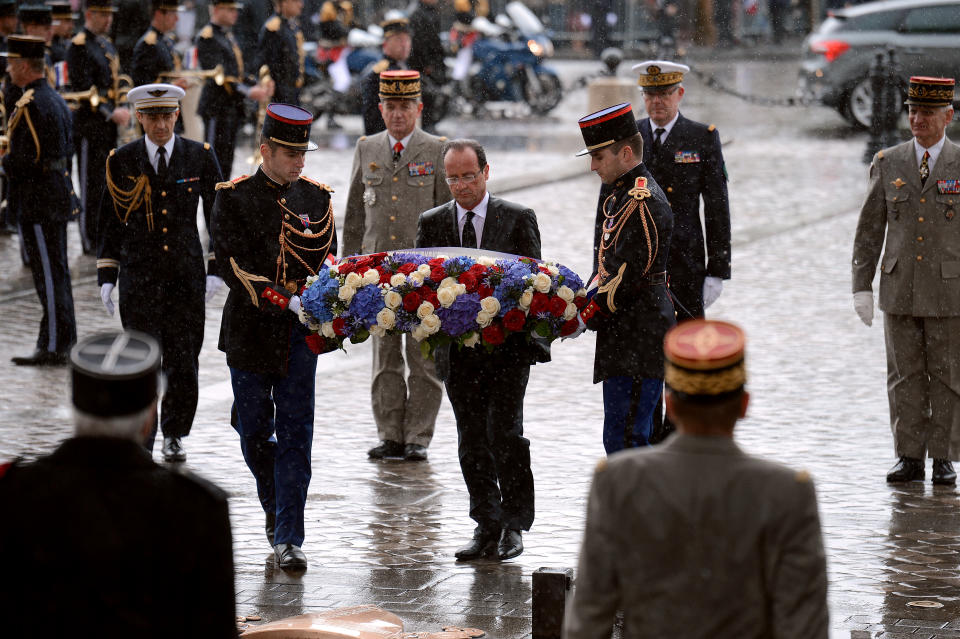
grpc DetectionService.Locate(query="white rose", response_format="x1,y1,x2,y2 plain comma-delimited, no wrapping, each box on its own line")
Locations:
338,285,356,303
533,272,552,294
408,272,425,286
557,285,575,303
344,271,362,288
417,301,435,319
411,325,427,342
463,332,480,348
390,273,407,287
421,314,441,334
577,288,587,298
383,290,402,309
478,256,496,267
455,283,467,296
369,325,386,337
437,287,457,308
440,276,458,290
563,302,577,320
377,307,396,329
518,288,534,310
546,264,559,276
480,296,500,315
305,274,319,288
298,308,320,332
476,310,493,328
417,263,431,276
361,269,380,286
321,322,336,338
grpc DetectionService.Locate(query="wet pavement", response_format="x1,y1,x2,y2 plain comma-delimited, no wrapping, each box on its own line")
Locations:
2,55,960,637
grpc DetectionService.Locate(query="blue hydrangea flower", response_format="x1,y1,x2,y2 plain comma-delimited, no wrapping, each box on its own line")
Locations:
301,269,340,324
346,284,385,329
443,256,475,276
437,292,481,337
557,264,584,291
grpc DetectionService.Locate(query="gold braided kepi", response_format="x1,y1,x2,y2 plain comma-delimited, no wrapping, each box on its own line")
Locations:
664,319,746,399
905,76,955,107
379,69,421,100
632,60,689,88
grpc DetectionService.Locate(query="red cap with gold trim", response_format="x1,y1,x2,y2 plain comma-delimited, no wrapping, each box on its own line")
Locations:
664,319,746,401
576,102,638,157
905,76,955,107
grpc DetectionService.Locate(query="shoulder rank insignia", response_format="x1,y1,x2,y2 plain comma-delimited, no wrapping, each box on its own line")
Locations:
299,175,333,192
372,59,390,74
877,150,884,160
438,136,448,141
215,181,234,190
144,30,158,46
594,458,607,473
265,15,282,32
708,123,716,132
891,178,906,189
628,176,650,201
199,24,214,39
71,31,86,46
795,470,811,483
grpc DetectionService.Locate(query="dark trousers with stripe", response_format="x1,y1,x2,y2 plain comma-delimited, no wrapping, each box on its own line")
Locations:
77,135,112,254
602,376,663,454
204,113,240,180
20,220,77,354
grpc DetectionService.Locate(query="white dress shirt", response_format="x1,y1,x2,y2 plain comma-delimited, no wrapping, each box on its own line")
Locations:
456,191,489,246
650,112,680,145
914,135,946,174
144,135,176,173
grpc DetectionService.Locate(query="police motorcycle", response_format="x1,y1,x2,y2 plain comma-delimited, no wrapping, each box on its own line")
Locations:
301,25,382,126
451,1,561,117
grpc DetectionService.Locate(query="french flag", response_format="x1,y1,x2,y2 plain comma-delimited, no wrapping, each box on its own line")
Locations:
53,60,68,88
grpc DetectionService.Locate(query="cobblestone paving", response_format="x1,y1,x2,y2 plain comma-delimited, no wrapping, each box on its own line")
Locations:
2,58,959,637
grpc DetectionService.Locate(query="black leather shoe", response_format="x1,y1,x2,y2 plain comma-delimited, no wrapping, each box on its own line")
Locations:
162,436,186,463
886,457,924,482
933,459,957,486
497,528,523,560
404,443,428,461
368,440,404,459
454,529,498,561
274,543,307,571
265,511,276,546
11,351,68,366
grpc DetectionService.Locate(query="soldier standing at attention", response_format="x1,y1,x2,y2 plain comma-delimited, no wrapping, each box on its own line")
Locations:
256,0,305,105
576,103,675,454
212,104,337,572
2,35,77,366
344,70,451,462
131,0,188,89
359,17,410,136
66,0,132,254
852,76,960,486
196,0,273,178
48,3,77,64
97,83,223,462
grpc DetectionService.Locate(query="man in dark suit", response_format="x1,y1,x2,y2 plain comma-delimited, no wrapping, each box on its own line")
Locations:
577,103,675,454
563,320,828,638
0,330,237,638
634,61,731,321
2,35,77,366
97,83,223,462
416,138,547,562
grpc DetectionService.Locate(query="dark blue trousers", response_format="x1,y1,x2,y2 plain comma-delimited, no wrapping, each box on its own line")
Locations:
602,376,663,454
20,220,76,355
229,326,318,547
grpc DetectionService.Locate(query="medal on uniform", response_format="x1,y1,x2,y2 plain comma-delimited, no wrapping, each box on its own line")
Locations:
363,189,376,206
299,212,313,234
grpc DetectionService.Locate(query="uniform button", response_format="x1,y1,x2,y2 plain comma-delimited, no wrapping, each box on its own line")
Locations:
63,170,68,176
917,255,923,261
162,227,168,233
389,215,396,221
281,198,286,204
917,236,923,241
162,209,168,215
920,198,926,203
919,217,924,222
163,245,169,251
391,195,398,201
667,186,673,193
392,176,398,182
367,180,373,185
419,181,424,186
188,187,192,193
284,214,290,220
161,191,166,197
390,235,396,241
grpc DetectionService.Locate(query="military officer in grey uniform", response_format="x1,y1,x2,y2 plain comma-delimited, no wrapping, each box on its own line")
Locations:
344,69,451,462
563,319,829,639
852,75,960,486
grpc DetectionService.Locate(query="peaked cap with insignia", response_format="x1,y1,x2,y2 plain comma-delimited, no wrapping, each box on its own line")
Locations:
127,83,185,113
632,60,689,88
262,103,318,151
84,0,118,13
905,76,955,107
664,319,746,402
379,69,421,100
576,102,638,156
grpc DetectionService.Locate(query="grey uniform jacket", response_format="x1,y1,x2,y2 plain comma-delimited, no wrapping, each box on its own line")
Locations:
852,137,960,317
563,434,829,639
343,128,452,256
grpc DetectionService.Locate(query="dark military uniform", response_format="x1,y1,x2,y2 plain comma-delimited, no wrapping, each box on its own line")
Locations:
97,135,222,444
359,55,405,136
196,20,249,178
2,75,78,361
639,114,731,319
255,13,304,105
408,0,447,132
212,167,337,550
66,26,125,253
131,24,181,87
49,34,69,64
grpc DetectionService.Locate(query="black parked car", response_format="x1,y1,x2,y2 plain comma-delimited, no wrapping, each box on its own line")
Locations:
798,0,960,128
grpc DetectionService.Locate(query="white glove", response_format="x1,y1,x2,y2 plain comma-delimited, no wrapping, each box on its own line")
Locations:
205,275,224,302
288,295,302,315
562,314,587,341
100,283,115,317
854,291,874,327
702,276,723,309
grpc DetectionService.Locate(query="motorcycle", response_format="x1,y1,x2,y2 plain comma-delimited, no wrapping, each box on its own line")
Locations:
301,26,382,126
451,1,562,117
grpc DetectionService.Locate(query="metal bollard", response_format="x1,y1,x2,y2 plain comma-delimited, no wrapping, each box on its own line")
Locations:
532,567,573,639
882,47,903,149
863,51,886,164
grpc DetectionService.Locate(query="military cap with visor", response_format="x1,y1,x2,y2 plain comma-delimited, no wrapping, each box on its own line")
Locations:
127,82,185,113
633,60,689,89
905,76,955,108
0,34,48,59
18,4,52,26
71,330,161,418
379,69,421,100
46,2,78,21
381,17,409,37
151,0,183,11
664,319,746,403
84,0,118,13
262,103,319,151
576,102,639,156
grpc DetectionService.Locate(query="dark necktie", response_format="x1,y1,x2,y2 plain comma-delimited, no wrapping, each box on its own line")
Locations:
461,210,477,248
393,141,403,163
652,127,665,157
920,150,930,186
156,145,168,180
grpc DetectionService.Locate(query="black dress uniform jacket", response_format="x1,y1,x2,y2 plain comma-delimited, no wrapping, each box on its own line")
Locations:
255,13,304,104
196,21,246,122
360,55,405,135
131,25,180,86
0,437,237,638
588,162,675,383
49,34,69,64
639,114,731,316
212,168,337,375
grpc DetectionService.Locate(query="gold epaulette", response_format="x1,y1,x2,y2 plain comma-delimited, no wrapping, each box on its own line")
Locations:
203,142,210,150
795,470,811,483
299,176,333,192
215,181,234,190
71,32,86,46
594,458,607,473
877,150,884,160
144,30,157,46
199,24,214,39
358,135,367,141
372,59,390,74
15,88,35,109
265,16,282,32
708,124,716,132
438,136,448,141
109,148,116,157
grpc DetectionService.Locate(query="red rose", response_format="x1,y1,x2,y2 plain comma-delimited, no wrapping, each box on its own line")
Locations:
560,319,579,337
332,317,347,336
477,284,494,299
573,295,588,310
338,262,356,274
469,263,488,275
424,290,440,308
355,256,374,269
403,291,421,312
398,262,417,275
371,252,388,260
379,268,392,285
428,257,445,267
503,308,526,332
549,296,568,317
356,266,369,276
458,271,479,293
539,265,551,274
482,322,505,346
529,292,549,315
305,333,334,354
430,267,446,283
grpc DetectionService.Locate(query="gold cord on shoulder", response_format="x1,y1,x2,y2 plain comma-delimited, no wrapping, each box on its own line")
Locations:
8,89,41,162
104,155,154,229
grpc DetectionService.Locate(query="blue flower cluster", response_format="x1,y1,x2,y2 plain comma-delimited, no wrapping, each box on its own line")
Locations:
387,252,429,269
494,261,536,313
301,269,340,323
557,264,584,292
443,256,474,276
346,283,385,329
437,293,481,336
